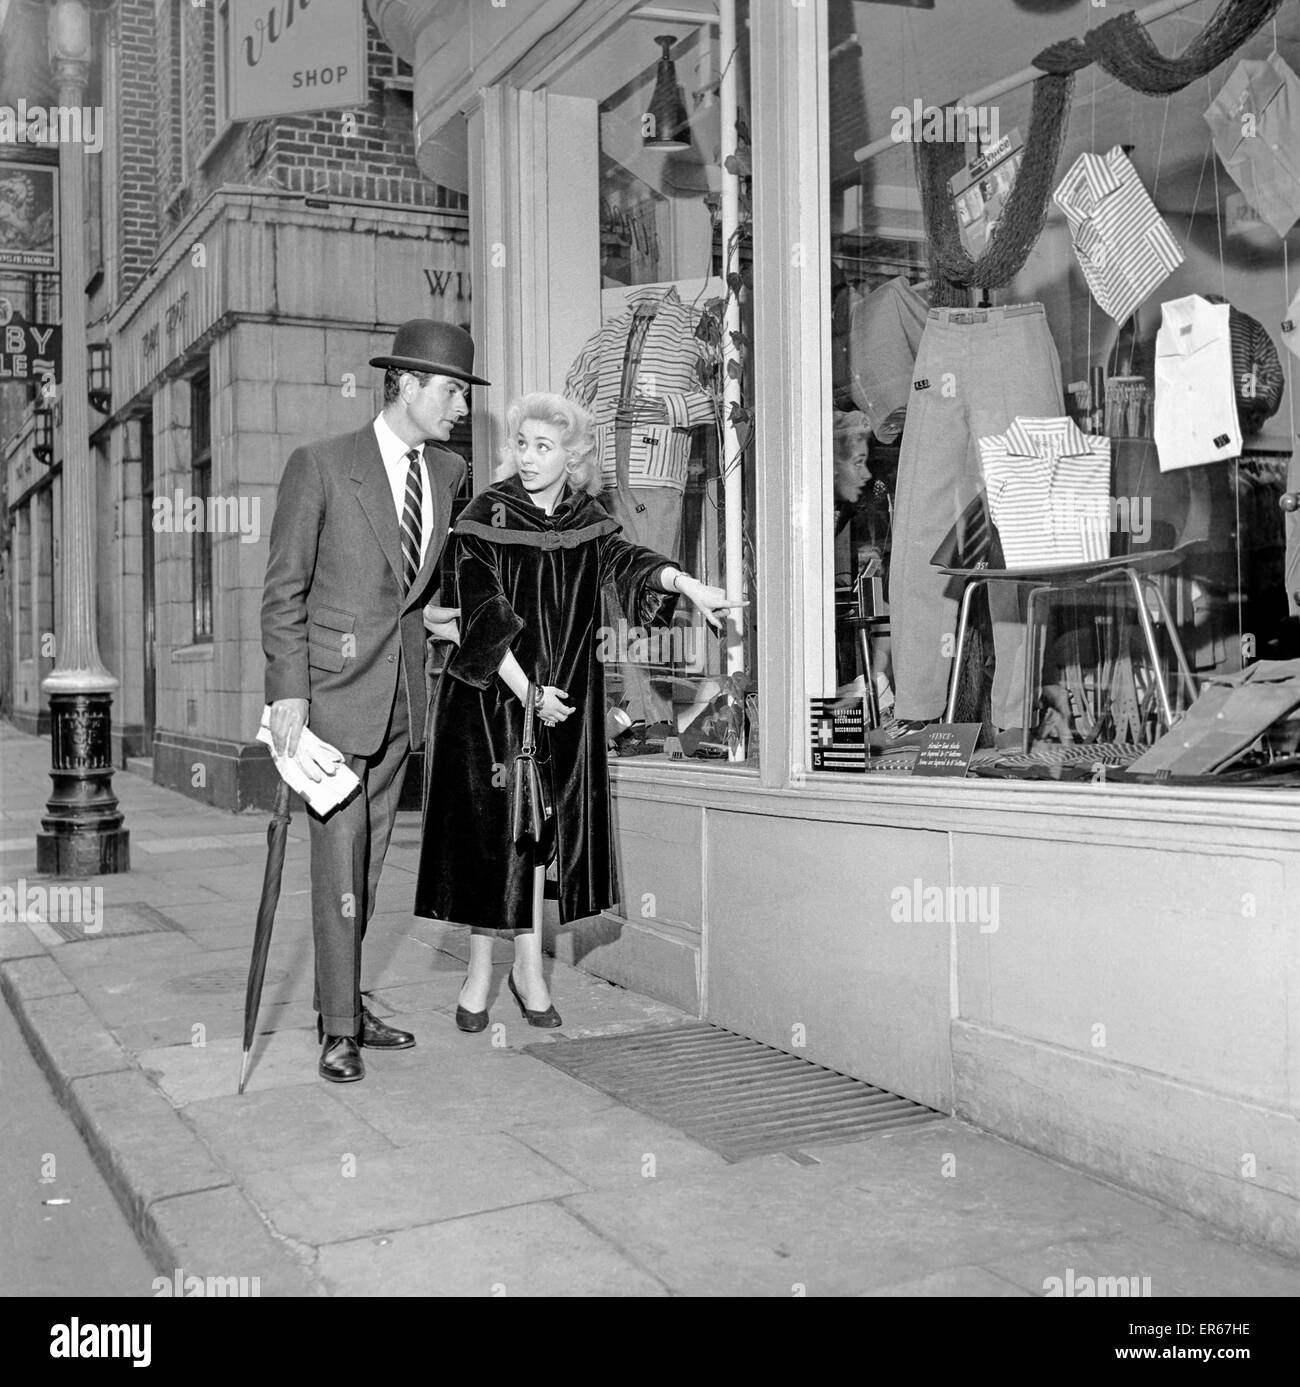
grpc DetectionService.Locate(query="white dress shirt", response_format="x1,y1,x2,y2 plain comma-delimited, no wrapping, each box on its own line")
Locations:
1205,52,1300,239
978,417,1112,568
373,413,433,569
1154,296,1242,473
1053,146,1184,324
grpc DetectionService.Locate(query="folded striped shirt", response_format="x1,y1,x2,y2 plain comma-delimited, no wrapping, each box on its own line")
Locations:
978,417,1112,569
1053,146,1184,324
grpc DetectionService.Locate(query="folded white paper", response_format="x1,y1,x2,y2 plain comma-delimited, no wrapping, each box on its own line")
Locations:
257,707,360,815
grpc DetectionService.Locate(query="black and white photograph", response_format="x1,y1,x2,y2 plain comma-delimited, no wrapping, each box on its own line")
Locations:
0,0,1297,1351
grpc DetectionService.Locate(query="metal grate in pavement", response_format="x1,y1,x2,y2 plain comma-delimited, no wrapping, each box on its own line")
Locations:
525,1021,945,1161
47,901,182,944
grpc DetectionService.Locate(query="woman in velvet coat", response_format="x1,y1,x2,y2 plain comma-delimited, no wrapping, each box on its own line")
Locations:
414,392,741,1027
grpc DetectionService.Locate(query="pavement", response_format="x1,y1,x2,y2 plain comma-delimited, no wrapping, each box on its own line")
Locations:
3,719,1299,1300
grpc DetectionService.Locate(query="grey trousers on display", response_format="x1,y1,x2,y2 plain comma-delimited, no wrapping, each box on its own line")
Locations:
889,303,1064,728
602,484,684,724
308,657,411,1037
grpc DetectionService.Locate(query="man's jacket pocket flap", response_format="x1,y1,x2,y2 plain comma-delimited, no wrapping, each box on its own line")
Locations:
311,606,355,633
307,641,347,673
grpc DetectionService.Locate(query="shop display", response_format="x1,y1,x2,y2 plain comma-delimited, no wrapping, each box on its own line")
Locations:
1153,294,1243,472
1032,0,1286,94
1053,146,1184,324
847,276,927,442
1204,51,1300,239
1202,294,1285,432
890,302,1063,730
1280,284,1300,360
977,417,1111,568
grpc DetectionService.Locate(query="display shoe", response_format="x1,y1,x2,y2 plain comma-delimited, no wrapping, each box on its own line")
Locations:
507,970,563,1028
360,1007,415,1049
319,1034,364,1083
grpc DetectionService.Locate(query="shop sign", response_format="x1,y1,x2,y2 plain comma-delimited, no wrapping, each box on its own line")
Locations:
0,161,58,273
0,298,60,384
228,0,367,122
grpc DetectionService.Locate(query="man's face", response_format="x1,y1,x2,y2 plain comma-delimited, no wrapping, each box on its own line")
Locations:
405,373,469,442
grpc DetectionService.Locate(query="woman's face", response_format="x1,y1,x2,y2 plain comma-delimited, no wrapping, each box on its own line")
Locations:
515,419,570,504
834,430,871,503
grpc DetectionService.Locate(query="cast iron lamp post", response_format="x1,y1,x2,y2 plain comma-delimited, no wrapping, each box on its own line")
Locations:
35,0,128,875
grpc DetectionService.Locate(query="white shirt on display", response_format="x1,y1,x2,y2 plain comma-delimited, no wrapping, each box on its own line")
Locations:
1154,295,1242,473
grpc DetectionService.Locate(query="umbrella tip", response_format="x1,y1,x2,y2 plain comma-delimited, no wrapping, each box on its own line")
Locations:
238,1050,249,1095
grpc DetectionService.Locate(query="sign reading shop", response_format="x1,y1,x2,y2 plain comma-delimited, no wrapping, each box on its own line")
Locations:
228,0,366,122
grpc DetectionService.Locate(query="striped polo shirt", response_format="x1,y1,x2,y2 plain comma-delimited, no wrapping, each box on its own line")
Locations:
978,417,1112,569
1053,146,1184,325
563,287,717,493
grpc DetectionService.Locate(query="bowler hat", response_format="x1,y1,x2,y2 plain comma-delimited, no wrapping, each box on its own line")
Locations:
369,320,490,385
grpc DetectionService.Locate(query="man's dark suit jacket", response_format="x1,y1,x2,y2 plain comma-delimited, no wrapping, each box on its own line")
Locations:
261,424,466,757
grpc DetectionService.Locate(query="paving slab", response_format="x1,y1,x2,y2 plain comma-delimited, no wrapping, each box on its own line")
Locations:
0,922,47,961
508,1106,730,1188
865,1266,1032,1296
19,991,133,1079
985,1232,1300,1298
2,954,75,1000
139,1028,324,1105
239,1136,588,1245
67,1070,232,1225
146,1185,323,1297
317,1201,669,1297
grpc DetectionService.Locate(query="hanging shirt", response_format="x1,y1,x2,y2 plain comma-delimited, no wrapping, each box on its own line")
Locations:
1153,295,1242,473
564,286,715,493
1204,52,1300,240
1282,284,1300,362
977,417,1112,568
1053,146,1184,324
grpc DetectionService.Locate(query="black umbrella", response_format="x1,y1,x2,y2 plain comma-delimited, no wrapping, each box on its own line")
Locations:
239,777,293,1094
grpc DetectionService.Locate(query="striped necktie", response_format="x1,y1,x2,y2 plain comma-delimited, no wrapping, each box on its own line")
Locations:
400,447,423,593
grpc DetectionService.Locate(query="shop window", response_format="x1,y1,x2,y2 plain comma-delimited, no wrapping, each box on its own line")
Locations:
820,0,1300,787
190,370,213,643
15,508,32,663
562,2,756,765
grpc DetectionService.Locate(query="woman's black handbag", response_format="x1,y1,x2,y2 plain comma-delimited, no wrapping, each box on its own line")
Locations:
510,682,554,846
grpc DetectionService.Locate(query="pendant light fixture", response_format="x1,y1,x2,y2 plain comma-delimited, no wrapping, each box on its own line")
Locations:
643,34,692,151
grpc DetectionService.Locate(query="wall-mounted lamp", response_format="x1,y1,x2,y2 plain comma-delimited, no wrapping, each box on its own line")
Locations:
644,35,692,151
33,407,54,466
88,342,111,414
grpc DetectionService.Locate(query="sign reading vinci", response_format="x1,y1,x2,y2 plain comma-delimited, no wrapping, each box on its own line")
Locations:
228,0,366,122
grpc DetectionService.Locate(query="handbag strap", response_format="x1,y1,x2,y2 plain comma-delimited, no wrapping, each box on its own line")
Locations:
521,680,538,756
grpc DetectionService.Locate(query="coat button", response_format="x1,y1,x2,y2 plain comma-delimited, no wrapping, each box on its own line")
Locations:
387,654,396,663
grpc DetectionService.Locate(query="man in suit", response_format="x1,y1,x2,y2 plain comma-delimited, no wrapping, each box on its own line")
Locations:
261,320,488,1082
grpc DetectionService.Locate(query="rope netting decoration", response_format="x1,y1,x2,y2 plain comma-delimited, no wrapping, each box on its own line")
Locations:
915,74,1075,308
916,0,1285,304
1033,0,1286,93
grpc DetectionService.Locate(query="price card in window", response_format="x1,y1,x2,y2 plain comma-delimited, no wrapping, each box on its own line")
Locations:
911,723,981,777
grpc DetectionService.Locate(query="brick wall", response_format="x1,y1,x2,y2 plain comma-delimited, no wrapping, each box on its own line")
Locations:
116,1,160,293
114,2,465,298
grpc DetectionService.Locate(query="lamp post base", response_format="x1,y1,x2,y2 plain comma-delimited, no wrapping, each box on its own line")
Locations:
36,691,131,877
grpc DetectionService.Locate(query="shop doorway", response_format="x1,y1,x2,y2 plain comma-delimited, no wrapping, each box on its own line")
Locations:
139,412,156,750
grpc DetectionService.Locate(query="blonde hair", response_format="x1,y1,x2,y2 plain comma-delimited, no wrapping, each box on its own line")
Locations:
497,393,601,496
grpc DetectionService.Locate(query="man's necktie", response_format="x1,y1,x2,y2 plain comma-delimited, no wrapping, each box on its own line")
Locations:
400,447,423,593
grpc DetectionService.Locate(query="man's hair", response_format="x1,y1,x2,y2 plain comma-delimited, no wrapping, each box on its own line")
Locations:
497,393,600,495
383,368,432,405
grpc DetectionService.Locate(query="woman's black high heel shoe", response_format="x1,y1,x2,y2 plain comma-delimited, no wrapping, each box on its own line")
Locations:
455,984,489,1033
507,970,562,1028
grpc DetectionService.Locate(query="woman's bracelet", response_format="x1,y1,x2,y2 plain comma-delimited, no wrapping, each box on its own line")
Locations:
532,685,545,712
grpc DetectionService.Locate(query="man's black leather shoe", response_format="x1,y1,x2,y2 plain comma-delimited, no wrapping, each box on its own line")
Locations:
359,1006,415,1049
319,1034,364,1083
